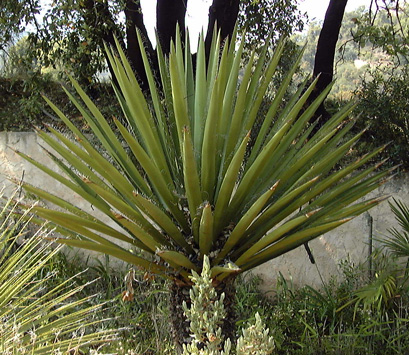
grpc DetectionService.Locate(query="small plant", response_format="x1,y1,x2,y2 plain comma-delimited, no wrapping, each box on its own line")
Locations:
182,256,274,355
236,313,275,355
182,255,232,354
383,198,409,270
338,199,409,318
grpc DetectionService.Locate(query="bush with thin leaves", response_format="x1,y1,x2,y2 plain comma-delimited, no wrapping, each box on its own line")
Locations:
0,189,116,354
383,199,409,266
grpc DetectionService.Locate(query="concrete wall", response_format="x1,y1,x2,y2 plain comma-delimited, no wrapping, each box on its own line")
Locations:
1,131,408,289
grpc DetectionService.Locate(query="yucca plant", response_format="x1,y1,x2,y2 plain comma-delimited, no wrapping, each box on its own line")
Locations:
383,199,409,270
0,189,116,354
338,200,409,319
13,28,392,347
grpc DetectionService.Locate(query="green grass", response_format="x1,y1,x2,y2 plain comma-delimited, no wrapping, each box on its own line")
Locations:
30,248,409,354
36,251,174,354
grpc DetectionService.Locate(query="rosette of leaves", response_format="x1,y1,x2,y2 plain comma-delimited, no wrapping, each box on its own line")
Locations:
339,199,409,318
383,199,409,265
14,26,391,323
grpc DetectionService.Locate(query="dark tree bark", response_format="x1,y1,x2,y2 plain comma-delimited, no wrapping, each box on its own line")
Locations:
124,0,155,91
156,0,188,56
205,0,240,58
310,0,348,123
80,0,240,91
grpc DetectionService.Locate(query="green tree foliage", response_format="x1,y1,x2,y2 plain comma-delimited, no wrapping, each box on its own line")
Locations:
0,37,54,130
293,6,366,99
351,1,409,168
238,0,305,70
294,3,409,168
0,0,40,50
0,0,305,87
34,0,124,86
355,67,409,168
1,37,39,79
238,0,304,48
352,0,409,64
0,37,75,131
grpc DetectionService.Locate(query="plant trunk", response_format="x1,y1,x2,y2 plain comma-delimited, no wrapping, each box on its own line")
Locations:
168,278,237,354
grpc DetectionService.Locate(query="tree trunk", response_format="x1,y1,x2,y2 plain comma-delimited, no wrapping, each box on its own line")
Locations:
156,0,188,56
124,0,155,92
168,278,237,354
310,0,348,124
80,0,241,91
205,0,240,59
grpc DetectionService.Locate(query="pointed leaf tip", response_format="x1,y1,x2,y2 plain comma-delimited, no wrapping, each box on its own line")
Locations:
370,196,389,205
271,180,280,191
306,208,322,218
375,158,389,169
311,175,321,183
